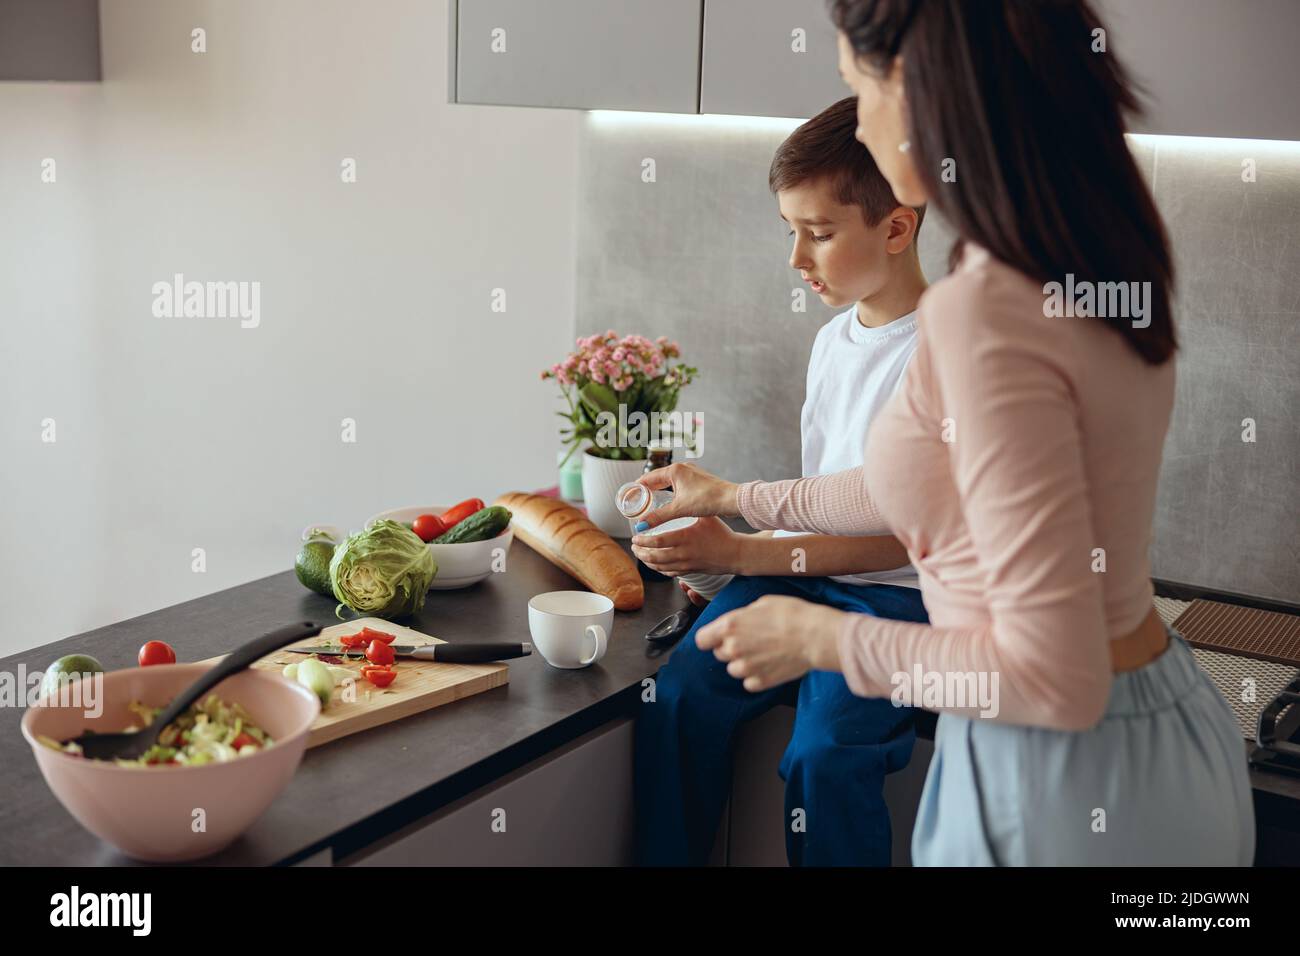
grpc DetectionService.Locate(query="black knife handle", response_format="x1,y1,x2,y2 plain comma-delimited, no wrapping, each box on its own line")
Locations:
416,642,531,663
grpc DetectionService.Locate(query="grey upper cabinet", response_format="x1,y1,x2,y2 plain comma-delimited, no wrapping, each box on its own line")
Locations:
0,0,101,81
1095,0,1300,141
448,0,1300,140
699,0,847,118
452,0,703,113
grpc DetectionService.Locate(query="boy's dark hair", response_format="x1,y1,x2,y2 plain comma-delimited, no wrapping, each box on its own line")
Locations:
769,96,925,240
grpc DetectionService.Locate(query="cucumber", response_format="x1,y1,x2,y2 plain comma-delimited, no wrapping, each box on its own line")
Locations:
433,505,512,544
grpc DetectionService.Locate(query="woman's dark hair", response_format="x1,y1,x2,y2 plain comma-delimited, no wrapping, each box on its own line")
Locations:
829,0,1176,363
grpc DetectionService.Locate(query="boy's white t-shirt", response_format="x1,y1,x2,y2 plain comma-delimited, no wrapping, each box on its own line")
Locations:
772,304,921,590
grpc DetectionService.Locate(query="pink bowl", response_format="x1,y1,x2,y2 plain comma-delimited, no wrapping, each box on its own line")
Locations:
21,662,319,862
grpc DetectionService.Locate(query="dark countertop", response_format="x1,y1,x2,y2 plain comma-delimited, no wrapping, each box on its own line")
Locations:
0,541,687,866
2,543,1298,866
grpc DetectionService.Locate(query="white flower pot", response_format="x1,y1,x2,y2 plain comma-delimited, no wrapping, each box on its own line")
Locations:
581,450,645,538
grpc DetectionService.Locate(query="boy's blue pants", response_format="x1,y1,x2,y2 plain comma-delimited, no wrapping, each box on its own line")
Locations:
634,575,929,866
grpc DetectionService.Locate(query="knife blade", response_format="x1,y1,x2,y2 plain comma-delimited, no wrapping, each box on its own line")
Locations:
286,642,531,664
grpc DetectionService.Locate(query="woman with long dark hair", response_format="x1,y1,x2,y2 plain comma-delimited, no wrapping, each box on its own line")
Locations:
635,0,1254,864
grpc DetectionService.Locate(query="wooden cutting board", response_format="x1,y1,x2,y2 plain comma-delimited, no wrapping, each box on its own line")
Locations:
200,618,508,748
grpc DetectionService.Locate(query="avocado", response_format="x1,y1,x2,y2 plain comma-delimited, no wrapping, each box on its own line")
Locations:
295,539,336,597
40,654,105,701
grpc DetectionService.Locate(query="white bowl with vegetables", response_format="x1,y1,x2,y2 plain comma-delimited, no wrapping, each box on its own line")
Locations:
367,501,513,590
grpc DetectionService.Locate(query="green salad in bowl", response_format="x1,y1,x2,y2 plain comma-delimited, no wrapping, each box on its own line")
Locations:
38,693,273,767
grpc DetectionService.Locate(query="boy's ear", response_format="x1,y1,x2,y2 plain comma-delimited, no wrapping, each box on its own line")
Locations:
883,206,919,254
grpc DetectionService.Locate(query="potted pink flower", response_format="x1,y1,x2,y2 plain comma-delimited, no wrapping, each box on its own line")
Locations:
543,331,698,536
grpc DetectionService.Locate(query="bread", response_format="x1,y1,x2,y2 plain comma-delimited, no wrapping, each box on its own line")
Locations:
495,492,644,611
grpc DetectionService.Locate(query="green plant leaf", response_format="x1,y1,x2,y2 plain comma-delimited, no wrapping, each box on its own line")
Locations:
638,378,661,413
579,382,619,416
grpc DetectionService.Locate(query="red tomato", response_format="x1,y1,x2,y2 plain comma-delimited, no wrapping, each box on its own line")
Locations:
339,632,367,648
365,640,395,666
360,627,395,644
438,498,485,530
364,669,396,688
138,640,177,667
411,513,446,542
231,732,258,750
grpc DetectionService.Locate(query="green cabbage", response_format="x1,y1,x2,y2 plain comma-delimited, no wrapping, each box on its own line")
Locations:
329,519,437,619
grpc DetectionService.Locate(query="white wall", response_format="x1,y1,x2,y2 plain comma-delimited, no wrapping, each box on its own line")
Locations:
0,0,581,656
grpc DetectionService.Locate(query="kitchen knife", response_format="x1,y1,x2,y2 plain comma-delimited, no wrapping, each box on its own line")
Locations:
287,642,531,663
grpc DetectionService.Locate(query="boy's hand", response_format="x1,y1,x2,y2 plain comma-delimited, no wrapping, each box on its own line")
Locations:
679,581,709,607
631,516,745,576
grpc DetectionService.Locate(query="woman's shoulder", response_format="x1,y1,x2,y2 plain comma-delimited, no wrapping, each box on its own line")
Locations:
916,243,1175,393
918,245,1047,340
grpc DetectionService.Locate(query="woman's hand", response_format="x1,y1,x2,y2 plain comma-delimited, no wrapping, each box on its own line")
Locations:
635,462,741,530
695,595,845,692
631,516,746,576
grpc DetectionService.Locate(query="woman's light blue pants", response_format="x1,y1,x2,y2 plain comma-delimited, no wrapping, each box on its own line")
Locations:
912,628,1256,866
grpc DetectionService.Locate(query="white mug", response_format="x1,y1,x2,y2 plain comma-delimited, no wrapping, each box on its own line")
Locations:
527,591,612,669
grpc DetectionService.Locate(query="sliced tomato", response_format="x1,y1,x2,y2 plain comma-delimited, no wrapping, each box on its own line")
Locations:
231,732,258,750
359,627,395,644
365,640,396,666
364,669,397,688
339,632,367,648
438,498,484,530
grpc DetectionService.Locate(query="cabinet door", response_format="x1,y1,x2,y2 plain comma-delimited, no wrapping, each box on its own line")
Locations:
0,0,100,81
345,719,634,866
1095,0,1300,141
455,0,703,113
700,0,847,118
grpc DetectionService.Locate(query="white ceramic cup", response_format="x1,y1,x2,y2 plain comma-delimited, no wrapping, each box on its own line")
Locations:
527,591,613,669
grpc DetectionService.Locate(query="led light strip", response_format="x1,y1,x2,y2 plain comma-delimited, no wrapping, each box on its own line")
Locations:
588,110,804,133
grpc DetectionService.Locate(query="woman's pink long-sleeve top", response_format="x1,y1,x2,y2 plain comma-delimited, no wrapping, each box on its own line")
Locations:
736,244,1175,730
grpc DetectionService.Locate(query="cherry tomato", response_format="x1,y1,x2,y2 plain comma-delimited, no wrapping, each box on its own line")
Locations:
438,498,485,531
138,640,177,667
339,633,367,648
231,732,258,750
365,640,395,666
411,513,447,542
363,669,397,688
359,627,395,644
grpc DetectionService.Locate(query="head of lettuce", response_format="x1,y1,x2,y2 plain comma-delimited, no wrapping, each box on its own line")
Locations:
329,520,437,619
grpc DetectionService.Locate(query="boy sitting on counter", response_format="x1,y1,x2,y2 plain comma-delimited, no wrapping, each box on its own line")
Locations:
632,98,930,867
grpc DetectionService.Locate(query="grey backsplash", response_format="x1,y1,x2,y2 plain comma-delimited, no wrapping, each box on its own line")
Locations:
575,115,1299,605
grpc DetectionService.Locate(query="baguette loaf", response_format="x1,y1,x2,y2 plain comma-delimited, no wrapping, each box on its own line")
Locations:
495,492,644,611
